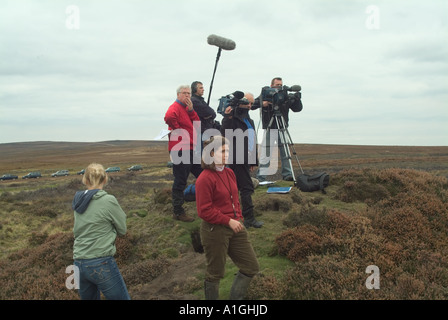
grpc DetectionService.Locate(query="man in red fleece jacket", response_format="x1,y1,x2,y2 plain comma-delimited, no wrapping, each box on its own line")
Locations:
164,85,202,222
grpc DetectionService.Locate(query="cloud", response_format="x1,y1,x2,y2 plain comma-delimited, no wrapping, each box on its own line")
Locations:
0,0,447,146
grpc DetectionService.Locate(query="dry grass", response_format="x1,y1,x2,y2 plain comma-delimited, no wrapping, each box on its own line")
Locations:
266,168,448,299
1,141,448,300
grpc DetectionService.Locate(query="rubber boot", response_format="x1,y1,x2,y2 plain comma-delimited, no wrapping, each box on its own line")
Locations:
172,190,194,222
229,272,253,300
204,280,219,300
172,189,185,214
243,216,264,228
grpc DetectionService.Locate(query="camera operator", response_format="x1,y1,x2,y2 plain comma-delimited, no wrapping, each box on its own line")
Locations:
221,93,263,229
191,81,220,141
252,77,303,182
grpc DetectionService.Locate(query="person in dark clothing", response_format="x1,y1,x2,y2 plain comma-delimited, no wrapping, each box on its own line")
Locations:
252,77,303,182
191,81,220,141
221,92,263,228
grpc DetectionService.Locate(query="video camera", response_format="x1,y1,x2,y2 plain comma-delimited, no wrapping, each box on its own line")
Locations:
261,85,301,108
217,91,250,116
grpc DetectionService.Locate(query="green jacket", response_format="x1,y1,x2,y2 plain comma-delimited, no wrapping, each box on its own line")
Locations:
73,190,127,260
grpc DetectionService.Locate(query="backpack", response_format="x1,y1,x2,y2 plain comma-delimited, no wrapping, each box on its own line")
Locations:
296,172,330,194
183,184,196,202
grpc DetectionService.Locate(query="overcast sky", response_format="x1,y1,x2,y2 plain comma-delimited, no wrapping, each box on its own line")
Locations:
1,0,447,146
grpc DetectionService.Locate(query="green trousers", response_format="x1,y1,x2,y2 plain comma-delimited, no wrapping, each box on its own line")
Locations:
200,220,259,283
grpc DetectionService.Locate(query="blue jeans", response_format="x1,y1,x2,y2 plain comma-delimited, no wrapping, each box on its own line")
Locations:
74,256,130,300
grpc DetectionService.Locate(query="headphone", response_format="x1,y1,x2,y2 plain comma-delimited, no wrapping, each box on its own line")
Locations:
191,81,201,95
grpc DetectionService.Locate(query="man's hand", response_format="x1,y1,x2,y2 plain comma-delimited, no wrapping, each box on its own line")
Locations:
262,101,271,108
186,98,193,111
224,106,233,118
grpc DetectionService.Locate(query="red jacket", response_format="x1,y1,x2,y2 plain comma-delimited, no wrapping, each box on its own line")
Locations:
195,168,243,225
164,100,200,151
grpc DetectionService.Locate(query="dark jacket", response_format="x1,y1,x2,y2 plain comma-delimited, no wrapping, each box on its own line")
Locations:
191,94,217,133
252,91,303,129
221,107,258,166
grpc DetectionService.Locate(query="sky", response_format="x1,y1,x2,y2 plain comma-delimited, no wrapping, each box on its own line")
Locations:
1,0,447,146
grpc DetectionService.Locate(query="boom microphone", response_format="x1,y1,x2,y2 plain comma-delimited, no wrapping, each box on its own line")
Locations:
207,34,236,51
206,34,236,105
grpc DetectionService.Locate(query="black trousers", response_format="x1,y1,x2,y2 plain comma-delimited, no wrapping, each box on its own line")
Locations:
228,164,255,220
171,150,202,214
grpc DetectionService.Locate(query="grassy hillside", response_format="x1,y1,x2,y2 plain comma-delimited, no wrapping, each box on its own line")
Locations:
0,141,447,299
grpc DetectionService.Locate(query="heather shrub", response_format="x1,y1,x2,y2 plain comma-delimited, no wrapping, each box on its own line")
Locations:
32,201,59,218
289,188,304,204
247,273,287,300
28,231,48,246
0,233,77,299
333,168,448,204
0,191,14,203
371,206,433,250
106,174,165,198
2,163,447,300
277,209,381,264
0,227,164,300
255,194,293,212
121,256,170,287
276,225,324,262
283,203,329,229
282,254,366,299
152,188,172,204
337,180,390,203
274,168,448,299
115,233,139,264
173,276,203,296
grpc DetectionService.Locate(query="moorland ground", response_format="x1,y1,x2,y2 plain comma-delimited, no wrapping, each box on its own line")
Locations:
1,141,447,300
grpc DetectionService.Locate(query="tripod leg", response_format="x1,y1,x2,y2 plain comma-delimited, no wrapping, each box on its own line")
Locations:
274,115,296,183
276,112,306,183
282,123,304,175
259,118,279,179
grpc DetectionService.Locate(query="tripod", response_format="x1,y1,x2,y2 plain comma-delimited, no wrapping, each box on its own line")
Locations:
264,106,304,185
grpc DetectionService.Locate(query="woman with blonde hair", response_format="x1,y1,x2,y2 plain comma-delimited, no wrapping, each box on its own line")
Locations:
195,136,259,300
72,163,130,300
